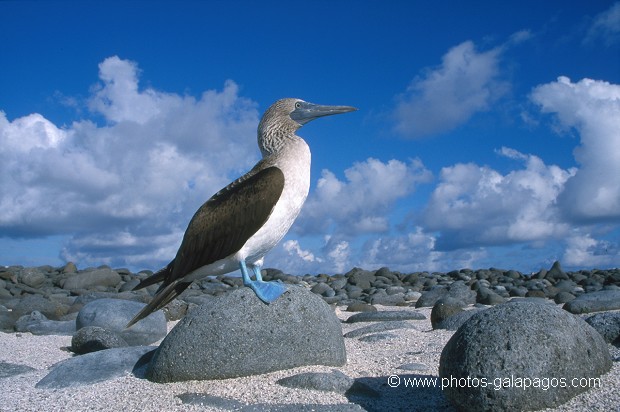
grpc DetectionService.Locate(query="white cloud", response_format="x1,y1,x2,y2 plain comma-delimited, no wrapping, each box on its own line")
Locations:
394,40,509,138
282,240,322,263
359,227,442,272
0,56,260,269
563,232,620,268
585,2,620,46
531,76,620,222
325,238,351,274
421,148,575,250
295,157,431,236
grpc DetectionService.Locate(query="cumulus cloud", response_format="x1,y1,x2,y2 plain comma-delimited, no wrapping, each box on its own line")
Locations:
585,2,620,46
393,40,509,138
0,56,260,268
421,148,575,250
359,227,441,271
531,76,620,222
270,157,431,274
295,157,432,236
563,232,619,268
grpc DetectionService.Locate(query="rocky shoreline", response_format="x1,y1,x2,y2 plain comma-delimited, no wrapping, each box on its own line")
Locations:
1,261,619,411
1,261,620,333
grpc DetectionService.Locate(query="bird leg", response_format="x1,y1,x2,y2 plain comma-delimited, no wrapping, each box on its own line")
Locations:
239,260,286,303
251,265,264,281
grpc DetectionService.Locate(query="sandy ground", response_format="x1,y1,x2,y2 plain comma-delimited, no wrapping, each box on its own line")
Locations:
0,305,618,412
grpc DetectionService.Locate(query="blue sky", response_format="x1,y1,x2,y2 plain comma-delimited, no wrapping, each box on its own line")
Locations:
1,1,619,274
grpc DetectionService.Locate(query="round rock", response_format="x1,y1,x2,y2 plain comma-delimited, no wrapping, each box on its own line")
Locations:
439,300,612,411
76,298,166,346
71,326,128,354
147,286,346,382
585,312,620,345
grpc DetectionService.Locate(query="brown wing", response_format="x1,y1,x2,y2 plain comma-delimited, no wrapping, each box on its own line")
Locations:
172,164,285,278
126,165,285,328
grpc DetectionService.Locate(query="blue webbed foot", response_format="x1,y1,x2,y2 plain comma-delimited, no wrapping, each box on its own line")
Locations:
239,261,286,303
246,279,286,303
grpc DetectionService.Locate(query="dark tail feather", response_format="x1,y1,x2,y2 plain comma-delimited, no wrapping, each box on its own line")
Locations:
133,260,175,291
125,279,191,328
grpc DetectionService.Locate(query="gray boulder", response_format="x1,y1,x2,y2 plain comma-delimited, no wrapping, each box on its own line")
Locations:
415,285,447,308
76,298,166,346
431,298,482,330
554,291,576,304
476,287,506,305
147,286,346,382
12,294,68,319
585,312,620,345
36,346,155,389
15,311,76,335
545,260,569,281
563,290,620,314
71,326,128,354
17,267,47,288
445,281,477,304
439,300,612,411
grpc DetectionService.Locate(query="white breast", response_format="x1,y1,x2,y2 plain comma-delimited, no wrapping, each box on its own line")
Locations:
239,137,311,263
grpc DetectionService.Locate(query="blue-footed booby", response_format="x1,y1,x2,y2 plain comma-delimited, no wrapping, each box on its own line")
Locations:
126,98,356,327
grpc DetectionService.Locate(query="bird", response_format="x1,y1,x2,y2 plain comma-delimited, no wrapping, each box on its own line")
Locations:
126,98,357,328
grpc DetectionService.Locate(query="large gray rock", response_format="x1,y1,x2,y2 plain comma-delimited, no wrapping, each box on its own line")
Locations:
76,298,166,346
439,300,612,411
563,290,620,314
147,286,346,382
36,346,155,389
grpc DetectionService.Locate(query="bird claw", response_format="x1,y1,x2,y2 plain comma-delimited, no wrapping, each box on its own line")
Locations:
245,280,287,303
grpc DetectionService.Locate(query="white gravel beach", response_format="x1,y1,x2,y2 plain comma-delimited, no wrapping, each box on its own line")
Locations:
0,305,618,411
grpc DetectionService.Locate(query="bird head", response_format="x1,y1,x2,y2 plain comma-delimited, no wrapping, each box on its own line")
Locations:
258,98,357,155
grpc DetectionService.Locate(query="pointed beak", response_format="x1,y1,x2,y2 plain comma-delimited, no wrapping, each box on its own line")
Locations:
290,101,357,126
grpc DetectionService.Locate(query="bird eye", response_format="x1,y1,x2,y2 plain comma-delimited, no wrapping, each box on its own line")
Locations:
295,102,301,109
